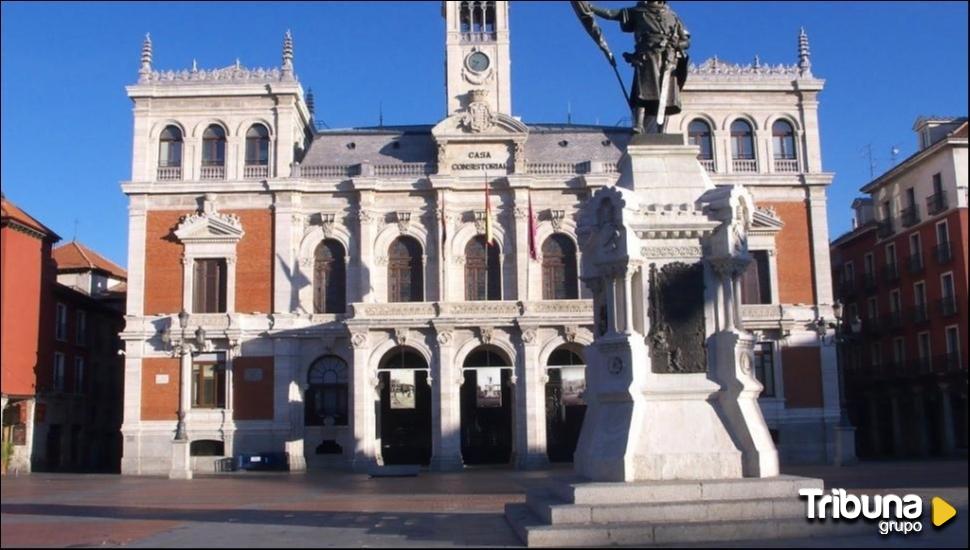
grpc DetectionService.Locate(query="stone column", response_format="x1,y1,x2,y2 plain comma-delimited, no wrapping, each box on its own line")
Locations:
910,387,930,457
275,338,305,471
357,199,377,303
889,390,905,457
431,327,462,470
511,183,532,301
349,331,378,471
516,327,547,469
938,382,955,455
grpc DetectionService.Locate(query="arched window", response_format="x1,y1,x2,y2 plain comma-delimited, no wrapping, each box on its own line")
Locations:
245,124,270,166
201,125,226,167
388,236,423,302
313,239,346,314
460,1,495,36
730,120,755,160
548,347,584,367
772,120,797,160
305,356,348,426
688,119,714,161
542,234,578,300
465,236,500,300
158,125,182,167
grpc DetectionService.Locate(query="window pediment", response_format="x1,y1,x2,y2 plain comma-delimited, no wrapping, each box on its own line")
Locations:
175,198,244,244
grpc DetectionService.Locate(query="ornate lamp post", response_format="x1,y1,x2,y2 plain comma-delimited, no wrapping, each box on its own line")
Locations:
813,301,861,465
160,309,195,479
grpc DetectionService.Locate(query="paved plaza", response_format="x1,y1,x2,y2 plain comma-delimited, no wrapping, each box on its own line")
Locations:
1,460,967,548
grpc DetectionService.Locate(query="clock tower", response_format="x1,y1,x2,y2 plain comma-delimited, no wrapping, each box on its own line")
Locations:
443,1,512,117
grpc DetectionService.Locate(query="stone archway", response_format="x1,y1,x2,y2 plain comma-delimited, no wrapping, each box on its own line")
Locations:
460,345,514,465
377,346,432,466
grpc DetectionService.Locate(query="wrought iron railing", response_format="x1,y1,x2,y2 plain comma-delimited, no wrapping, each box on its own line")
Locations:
939,296,958,317
862,273,878,293
912,304,930,324
882,263,900,283
934,241,953,264
926,192,948,215
877,220,894,238
900,205,920,228
907,253,924,274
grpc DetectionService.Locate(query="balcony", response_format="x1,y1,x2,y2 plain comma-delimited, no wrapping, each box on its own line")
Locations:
912,303,930,324
907,253,924,274
887,310,904,330
862,273,878,293
774,158,799,173
157,166,182,181
911,357,933,375
838,278,858,299
200,165,225,180
877,220,894,238
699,159,715,173
244,164,269,179
938,296,958,317
882,263,900,284
900,205,920,228
732,159,757,173
926,192,948,215
934,241,953,264
934,353,963,373
460,31,497,43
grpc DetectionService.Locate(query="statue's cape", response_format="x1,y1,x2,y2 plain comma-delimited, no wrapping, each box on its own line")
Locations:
676,54,689,89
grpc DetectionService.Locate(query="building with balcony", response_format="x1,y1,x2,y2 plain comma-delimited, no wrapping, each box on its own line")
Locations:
831,115,968,459
120,1,848,475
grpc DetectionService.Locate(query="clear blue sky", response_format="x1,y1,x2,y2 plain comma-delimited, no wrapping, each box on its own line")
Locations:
2,1,967,267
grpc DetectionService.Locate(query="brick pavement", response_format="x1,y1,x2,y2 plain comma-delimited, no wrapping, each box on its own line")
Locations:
1,460,967,548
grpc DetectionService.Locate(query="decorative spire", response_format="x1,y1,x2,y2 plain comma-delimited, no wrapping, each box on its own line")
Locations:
798,27,812,77
191,59,198,73
753,54,761,69
306,87,315,119
282,29,294,79
138,33,153,82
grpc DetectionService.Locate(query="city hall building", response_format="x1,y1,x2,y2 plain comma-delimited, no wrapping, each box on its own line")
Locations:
120,1,845,475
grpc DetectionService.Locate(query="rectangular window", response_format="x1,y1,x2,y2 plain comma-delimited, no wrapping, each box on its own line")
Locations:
192,353,226,409
936,220,950,245
893,337,905,367
74,357,85,393
885,243,897,266
55,303,68,341
740,250,772,304
917,332,931,360
867,297,878,319
193,259,227,313
844,261,855,283
864,253,874,277
905,187,916,209
909,233,922,264
753,342,775,398
889,289,901,313
75,310,87,346
870,343,881,367
932,173,943,196
53,353,66,392
945,326,961,370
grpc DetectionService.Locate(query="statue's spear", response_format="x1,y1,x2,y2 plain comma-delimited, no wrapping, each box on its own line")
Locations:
570,0,631,106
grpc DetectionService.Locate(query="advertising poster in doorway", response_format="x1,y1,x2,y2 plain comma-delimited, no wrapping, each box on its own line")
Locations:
476,367,503,408
390,370,416,409
561,367,586,406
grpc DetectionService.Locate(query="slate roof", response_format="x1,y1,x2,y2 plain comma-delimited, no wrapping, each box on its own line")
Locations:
301,124,634,166
53,241,128,280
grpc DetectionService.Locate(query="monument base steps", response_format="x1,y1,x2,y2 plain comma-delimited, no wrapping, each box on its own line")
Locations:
505,475,868,546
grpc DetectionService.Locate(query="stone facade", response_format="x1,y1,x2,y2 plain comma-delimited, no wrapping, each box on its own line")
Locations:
120,3,846,475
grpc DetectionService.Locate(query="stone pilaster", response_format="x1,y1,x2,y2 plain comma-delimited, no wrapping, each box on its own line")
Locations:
350,331,378,471
431,326,462,470
516,325,547,469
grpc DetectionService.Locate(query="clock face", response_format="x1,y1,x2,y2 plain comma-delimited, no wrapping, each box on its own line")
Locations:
466,52,490,72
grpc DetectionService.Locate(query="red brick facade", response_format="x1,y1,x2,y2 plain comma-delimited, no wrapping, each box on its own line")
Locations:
232,356,275,421
763,201,816,305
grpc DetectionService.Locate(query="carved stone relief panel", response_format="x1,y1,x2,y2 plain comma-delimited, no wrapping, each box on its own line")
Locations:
648,262,707,374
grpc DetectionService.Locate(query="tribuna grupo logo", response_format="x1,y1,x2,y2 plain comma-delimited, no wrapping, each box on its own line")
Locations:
800,489,958,535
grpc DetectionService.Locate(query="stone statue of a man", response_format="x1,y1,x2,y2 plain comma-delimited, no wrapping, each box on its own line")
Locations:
591,1,690,134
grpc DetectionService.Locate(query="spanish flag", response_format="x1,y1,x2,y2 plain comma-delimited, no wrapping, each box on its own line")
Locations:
484,173,493,247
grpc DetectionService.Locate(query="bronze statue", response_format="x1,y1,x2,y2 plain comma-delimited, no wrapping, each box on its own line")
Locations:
572,1,690,134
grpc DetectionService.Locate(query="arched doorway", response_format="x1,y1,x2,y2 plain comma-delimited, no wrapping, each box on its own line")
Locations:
378,347,432,466
545,345,587,462
461,346,513,465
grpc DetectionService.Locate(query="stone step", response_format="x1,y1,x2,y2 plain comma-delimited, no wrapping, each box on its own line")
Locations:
526,491,805,525
505,502,870,547
549,475,822,505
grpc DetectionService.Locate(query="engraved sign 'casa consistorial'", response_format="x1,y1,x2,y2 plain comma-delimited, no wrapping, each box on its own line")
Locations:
648,262,707,373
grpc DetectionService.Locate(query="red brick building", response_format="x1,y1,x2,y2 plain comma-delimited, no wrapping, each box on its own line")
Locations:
831,116,968,458
1,195,127,473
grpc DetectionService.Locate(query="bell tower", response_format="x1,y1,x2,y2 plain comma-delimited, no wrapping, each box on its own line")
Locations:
443,1,511,116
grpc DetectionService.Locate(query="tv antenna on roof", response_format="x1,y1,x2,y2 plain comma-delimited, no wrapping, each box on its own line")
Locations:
890,144,901,165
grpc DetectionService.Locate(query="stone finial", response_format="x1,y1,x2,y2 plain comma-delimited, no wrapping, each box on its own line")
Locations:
798,27,812,77
138,33,153,82
282,29,294,79
306,87,315,118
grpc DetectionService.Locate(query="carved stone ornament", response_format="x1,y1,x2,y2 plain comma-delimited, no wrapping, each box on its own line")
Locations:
452,255,466,266
480,325,495,344
563,325,579,343
609,357,624,375
473,211,487,235
648,262,708,374
374,256,389,266
319,211,337,237
394,327,409,345
522,329,537,345
396,211,412,234
174,195,244,244
436,330,453,346
460,89,494,133
300,257,313,268
350,331,368,349
513,207,528,220
739,351,753,375
550,210,566,232
357,208,375,224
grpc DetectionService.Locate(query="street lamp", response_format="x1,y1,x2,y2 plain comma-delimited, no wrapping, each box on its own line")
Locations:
174,309,189,441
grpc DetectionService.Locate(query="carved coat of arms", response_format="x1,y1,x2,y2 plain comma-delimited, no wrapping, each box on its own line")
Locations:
461,89,494,133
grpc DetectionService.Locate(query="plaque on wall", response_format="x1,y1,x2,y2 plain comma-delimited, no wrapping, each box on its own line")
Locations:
155,374,170,384
389,370,416,410
476,367,503,408
648,262,708,373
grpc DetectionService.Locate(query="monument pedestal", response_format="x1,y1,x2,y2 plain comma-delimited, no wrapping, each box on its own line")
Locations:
168,439,193,480
505,140,822,545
